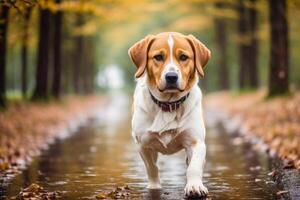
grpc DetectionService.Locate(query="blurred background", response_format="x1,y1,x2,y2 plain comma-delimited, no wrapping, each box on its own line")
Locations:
0,0,299,104
1,1,300,199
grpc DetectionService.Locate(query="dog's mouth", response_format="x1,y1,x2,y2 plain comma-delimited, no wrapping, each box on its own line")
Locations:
158,85,184,93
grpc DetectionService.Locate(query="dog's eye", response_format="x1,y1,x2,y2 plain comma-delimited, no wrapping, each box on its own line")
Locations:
179,54,188,61
154,54,164,61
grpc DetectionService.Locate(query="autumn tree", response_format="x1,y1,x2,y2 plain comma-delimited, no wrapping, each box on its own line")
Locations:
0,3,9,107
237,0,259,90
82,36,96,94
52,0,63,98
21,6,32,98
237,0,249,89
215,1,229,90
32,4,51,100
248,0,258,88
73,13,84,94
268,0,289,96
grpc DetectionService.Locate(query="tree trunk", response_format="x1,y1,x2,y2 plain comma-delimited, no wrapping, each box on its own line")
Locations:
86,36,96,93
32,6,51,100
52,0,63,98
0,4,9,107
215,2,229,90
88,38,96,93
73,14,84,94
73,35,83,94
21,7,32,99
248,0,258,88
268,0,289,96
237,0,249,89
81,36,95,94
61,26,72,94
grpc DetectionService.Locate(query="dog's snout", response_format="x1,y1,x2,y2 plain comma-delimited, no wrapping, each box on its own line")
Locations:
165,72,178,84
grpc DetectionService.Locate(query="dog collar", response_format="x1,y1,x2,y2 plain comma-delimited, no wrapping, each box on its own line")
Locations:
149,90,190,112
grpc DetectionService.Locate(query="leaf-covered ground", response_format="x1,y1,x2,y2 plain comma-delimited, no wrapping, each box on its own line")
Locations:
0,96,105,176
205,91,300,169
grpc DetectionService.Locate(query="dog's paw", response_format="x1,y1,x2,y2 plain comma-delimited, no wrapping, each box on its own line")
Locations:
184,181,208,198
147,182,162,189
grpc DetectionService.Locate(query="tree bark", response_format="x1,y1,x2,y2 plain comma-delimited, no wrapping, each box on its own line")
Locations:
86,36,96,93
73,14,84,94
248,0,258,88
52,0,63,98
61,25,72,94
215,2,229,90
237,0,249,89
268,0,289,96
21,7,32,99
32,6,51,100
0,4,9,107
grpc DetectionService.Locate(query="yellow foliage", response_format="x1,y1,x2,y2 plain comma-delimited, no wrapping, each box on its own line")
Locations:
167,15,212,32
209,6,238,19
73,20,98,36
59,1,109,16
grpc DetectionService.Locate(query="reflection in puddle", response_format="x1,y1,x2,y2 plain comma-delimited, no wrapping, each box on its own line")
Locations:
1,94,280,199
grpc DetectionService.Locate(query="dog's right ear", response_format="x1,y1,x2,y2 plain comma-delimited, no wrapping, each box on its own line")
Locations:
128,35,155,78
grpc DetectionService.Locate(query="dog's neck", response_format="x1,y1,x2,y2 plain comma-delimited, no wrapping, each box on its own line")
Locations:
149,90,190,112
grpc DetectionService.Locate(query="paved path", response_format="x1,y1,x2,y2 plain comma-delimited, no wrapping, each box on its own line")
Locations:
1,94,296,199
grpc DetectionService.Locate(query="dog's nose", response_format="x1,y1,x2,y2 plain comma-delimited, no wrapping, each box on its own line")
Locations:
165,72,178,84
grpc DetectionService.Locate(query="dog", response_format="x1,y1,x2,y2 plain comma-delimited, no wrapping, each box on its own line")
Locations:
128,32,211,198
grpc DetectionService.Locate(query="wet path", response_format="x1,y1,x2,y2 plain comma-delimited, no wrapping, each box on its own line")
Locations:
0,94,285,199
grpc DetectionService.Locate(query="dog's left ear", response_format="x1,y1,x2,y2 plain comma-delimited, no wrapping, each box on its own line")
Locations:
128,35,155,78
186,34,211,77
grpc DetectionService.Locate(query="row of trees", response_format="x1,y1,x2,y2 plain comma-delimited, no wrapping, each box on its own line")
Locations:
0,0,293,108
214,0,289,96
0,0,97,108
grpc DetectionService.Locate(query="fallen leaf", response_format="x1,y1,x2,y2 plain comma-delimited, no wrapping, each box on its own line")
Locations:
267,170,277,177
96,185,132,199
250,166,261,171
276,190,289,195
95,193,107,199
254,178,262,182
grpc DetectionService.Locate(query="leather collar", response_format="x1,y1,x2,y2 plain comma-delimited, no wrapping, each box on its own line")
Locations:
149,90,190,112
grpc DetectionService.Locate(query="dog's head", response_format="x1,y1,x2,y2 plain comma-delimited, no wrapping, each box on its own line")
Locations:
128,32,210,94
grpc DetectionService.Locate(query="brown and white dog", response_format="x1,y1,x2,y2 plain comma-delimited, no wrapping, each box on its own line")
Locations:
128,32,211,197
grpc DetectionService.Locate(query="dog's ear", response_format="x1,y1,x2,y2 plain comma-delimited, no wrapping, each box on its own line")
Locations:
128,35,155,78
186,34,211,77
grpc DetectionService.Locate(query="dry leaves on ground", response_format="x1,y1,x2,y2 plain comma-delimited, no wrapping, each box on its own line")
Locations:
0,96,104,176
9,183,61,200
95,185,133,199
205,90,300,169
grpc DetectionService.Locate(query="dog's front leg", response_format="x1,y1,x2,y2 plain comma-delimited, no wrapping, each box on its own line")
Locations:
184,141,208,197
139,146,161,189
